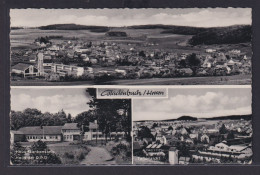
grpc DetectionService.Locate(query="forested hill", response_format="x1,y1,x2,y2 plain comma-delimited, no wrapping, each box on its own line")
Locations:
38,24,109,32
188,25,251,45
129,24,251,45
129,24,207,35
205,114,252,121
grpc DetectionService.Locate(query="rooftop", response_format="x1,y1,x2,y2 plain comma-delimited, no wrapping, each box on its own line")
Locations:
17,126,63,135
62,123,79,130
12,63,33,71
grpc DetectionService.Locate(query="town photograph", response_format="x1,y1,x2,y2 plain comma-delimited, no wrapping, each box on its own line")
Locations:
10,88,132,165
133,87,252,164
10,8,252,85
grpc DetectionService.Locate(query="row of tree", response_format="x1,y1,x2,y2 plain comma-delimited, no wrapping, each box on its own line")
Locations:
10,108,72,130
11,88,132,143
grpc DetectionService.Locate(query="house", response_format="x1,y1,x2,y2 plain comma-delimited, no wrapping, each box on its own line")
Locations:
83,120,125,141
12,126,63,143
11,63,38,77
180,128,188,135
200,134,210,143
205,49,216,53
61,123,81,142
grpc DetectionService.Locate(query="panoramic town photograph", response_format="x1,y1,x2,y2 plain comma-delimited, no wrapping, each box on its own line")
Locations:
133,88,252,164
10,88,132,165
10,8,252,85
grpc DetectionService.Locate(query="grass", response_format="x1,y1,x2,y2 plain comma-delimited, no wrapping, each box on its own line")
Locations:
47,142,90,165
104,140,132,164
11,74,251,86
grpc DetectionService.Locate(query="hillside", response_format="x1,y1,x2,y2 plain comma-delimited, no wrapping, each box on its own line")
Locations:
38,24,109,32
189,25,252,45
37,23,252,45
162,116,198,121
135,114,251,122
205,114,252,121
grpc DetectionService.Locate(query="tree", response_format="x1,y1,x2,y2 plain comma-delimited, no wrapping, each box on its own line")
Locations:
219,124,228,134
86,88,132,143
186,53,201,73
67,113,72,123
227,131,235,140
152,123,158,128
74,111,97,132
138,126,154,140
139,51,146,57
168,126,173,131
179,59,186,68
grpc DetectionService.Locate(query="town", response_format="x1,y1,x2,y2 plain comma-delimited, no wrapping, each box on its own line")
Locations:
133,116,252,164
11,32,251,85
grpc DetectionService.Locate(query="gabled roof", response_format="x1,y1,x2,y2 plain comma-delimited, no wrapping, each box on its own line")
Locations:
62,123,79,130
12,63,33,71
18,126,62,135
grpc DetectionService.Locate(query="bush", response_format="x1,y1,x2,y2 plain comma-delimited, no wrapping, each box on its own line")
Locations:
64,152,74,159
77,152,86,161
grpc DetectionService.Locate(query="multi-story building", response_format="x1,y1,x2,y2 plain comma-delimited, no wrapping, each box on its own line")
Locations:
51,63,84,77
61,123,81,142
83,120,125,141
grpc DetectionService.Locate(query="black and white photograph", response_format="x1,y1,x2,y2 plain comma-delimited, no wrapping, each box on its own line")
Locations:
10,8,252,86
10,87,132,165
133,87,252,164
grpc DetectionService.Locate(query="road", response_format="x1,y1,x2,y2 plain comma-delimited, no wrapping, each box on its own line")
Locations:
80,146,116,165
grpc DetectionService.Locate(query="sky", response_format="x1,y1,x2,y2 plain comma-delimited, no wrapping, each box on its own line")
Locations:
11,88,91,117
10,8,251,27
133,88,252,121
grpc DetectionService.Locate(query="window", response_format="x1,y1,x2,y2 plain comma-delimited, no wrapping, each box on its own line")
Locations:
70,135,72,139
55,136,58,139
44,136,46,139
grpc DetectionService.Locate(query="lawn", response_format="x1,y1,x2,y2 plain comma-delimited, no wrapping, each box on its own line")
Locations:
47,142,91,165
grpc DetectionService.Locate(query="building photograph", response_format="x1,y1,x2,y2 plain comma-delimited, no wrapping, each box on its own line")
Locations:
10,87,132,165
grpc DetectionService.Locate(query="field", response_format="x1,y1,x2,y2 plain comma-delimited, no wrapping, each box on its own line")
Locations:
11,74,251,86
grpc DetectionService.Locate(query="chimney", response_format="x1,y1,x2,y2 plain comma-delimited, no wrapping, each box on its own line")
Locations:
94,120,97,124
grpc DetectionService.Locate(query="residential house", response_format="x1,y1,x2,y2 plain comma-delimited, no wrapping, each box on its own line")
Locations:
61,123,81,142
